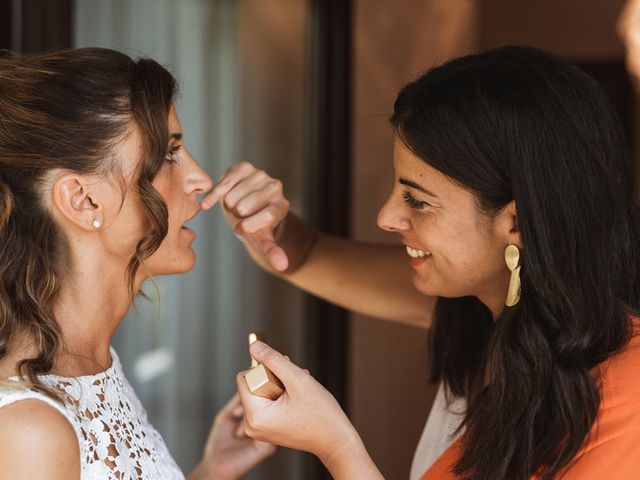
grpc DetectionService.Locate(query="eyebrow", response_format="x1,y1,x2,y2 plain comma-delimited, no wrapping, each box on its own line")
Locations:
169,132,183,141
399,178,438,198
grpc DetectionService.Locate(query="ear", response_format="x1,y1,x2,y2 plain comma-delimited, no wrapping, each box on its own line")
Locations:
52,173,102,231
494,200,522,248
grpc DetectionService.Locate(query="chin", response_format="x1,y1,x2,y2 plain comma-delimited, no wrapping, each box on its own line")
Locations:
169,255,197,275
148,250,197,276
412,275,455,298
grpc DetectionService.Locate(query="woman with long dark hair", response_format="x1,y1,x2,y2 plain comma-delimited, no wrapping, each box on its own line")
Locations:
0,48,274,479
207,46,640,479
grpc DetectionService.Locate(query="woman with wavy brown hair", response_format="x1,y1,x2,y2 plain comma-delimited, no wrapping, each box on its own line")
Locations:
208,46,640,479
0,48,274,479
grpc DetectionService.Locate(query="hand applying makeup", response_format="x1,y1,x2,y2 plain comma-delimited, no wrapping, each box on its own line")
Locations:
200,162,290,271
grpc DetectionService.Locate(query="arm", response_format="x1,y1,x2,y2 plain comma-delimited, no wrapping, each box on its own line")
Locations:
0,399,80,479
263,213,433,328
202,162,434,329
237,342,384,480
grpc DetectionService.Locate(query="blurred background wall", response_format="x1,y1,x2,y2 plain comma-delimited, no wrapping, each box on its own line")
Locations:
0,0,636,479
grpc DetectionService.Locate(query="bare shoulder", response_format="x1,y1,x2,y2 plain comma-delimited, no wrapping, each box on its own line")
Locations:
0,399,80,479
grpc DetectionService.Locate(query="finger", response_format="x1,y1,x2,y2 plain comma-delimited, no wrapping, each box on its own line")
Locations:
240,230,288,271
200,189,221,210
232,403,244,418
264,244,289,272
223,170,270,210
233,180,284,219
235,420,246,438
217,165,233,182
236,202,288,234
200,166,233,209
248,341,303,387
220,393,242,414
252,439,277,457
202,162,255,209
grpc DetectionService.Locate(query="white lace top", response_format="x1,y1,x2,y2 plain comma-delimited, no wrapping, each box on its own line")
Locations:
0,347,184,480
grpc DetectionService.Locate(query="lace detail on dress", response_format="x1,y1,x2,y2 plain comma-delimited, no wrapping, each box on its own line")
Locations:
0,348,184,480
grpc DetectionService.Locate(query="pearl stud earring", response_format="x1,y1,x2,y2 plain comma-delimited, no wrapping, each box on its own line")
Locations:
92,218,102,229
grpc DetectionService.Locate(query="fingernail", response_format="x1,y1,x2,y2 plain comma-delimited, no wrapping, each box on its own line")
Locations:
250,341,266,355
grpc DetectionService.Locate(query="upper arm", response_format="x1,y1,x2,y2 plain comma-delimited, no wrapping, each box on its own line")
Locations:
0,399,80,479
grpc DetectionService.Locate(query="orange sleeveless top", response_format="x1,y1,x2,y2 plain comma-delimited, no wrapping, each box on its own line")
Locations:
421,324,640,479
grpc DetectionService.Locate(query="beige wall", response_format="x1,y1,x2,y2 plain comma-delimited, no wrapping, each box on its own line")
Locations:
480,0,627,60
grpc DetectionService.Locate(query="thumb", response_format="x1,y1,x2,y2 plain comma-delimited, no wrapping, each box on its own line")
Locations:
249,341,300,387
241,229,289,272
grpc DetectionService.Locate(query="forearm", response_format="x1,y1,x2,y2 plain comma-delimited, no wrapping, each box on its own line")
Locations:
321,432,385,480
185,462,212,480
247,212,434,328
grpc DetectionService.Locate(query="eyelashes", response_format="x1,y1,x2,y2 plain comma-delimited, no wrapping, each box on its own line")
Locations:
165,145,182,163
403,190,430,210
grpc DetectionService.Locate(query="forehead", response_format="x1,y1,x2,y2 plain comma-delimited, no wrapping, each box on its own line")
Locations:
392,138,482,208
393,139,452,190
168,105,182,133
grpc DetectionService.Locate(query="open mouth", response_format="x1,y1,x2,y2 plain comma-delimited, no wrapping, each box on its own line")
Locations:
181,208,201,231
406,246,431,258
180,214,199,237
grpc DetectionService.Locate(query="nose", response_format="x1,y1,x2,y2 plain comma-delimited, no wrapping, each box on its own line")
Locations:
377,191,411,233
185,154,214,196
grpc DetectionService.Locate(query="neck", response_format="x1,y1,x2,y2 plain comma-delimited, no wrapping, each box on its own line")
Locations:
52,249,143,375
477,273,510,321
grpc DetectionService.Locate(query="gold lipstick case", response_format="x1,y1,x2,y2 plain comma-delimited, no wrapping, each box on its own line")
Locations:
245,332,284,400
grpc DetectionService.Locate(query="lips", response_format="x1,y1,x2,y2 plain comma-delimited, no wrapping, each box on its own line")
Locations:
181,207,201,230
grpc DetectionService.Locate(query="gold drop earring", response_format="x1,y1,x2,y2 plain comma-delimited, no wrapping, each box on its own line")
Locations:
505,244,521,307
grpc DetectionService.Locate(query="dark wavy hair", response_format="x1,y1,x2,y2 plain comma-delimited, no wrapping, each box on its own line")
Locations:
0,48,175,397
391,46,640,479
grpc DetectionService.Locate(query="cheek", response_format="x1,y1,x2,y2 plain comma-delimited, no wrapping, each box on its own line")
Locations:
418,218,497,281
442,236,505,292
102,201,148,258
153,179,182,228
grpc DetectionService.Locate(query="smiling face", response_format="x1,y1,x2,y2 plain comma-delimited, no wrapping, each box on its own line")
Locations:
377,139,516,316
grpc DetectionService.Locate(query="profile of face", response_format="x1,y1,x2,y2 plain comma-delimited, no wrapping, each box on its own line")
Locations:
144,107,213,275
52,106,212,284
377,140,519,311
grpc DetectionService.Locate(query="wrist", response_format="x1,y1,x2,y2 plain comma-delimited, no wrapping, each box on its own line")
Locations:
318,425,366,475
279,212,318,274
186,460,214,480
